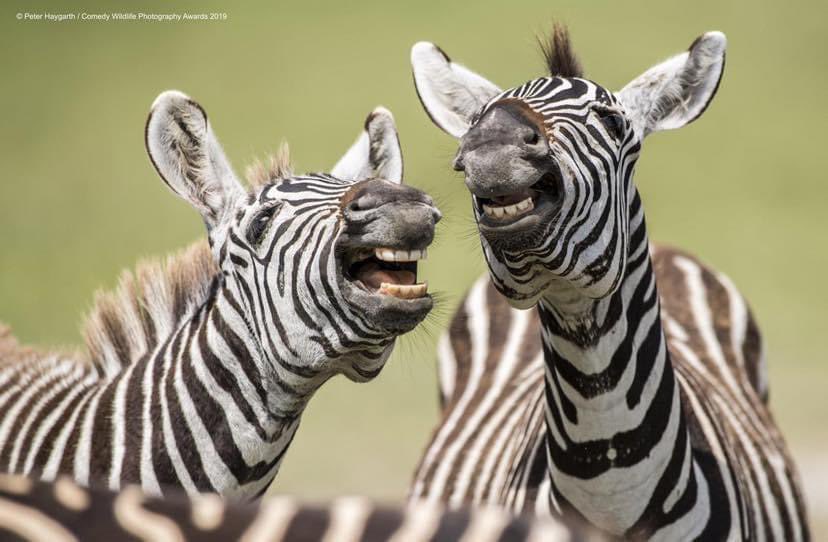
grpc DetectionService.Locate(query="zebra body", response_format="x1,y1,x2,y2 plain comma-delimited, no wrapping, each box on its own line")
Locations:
0,474,608,542
0,263,304,498
413,246,787,528
411,27,808,539
0,92,439,499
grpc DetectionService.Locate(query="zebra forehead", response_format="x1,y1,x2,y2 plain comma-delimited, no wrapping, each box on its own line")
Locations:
479,77,615,123
241,174,354,209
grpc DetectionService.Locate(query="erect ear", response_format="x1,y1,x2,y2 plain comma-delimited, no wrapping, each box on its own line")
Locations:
331,106,403,183
145,90,244,229
617,31,726,137
411,42,502,138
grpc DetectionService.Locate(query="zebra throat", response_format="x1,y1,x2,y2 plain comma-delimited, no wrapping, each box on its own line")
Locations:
536,231,705,537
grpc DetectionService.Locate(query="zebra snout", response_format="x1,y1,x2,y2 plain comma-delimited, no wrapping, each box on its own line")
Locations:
458,101,552,199
344,201,438,251
342,179,440,248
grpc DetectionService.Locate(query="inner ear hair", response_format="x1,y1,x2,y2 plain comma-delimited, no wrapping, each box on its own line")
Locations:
646,32,725,131
538,23,583,78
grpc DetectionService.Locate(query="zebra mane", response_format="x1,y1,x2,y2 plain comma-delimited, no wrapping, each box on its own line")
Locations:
2,148,293,377
0,321,81,370
538,23,583,78
82,240,219,376
83,140,293,375
245,142,293,189
0,324,32,366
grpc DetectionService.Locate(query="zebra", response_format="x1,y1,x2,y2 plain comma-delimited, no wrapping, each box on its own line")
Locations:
0,474,609,542
409,25,809,540
0,90,440,500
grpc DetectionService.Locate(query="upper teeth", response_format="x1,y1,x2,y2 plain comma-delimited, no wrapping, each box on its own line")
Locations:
374,248,428,262
482,197,534,219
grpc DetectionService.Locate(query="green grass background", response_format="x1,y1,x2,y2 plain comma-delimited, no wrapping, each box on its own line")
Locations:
1,0,825,533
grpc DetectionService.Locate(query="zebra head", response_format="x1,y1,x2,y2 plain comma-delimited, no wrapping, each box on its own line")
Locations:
145,92,440,383
412,27,726,308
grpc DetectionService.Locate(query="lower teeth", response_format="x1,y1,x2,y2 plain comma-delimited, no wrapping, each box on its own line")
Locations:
379,282,428,299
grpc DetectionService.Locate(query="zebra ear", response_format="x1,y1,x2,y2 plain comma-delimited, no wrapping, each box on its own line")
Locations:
145,90,244,229
331,106,403,183
617,32,726,137
411,42,502,138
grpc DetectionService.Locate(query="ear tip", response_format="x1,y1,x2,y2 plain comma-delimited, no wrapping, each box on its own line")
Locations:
411,41,435,56
696,31,727,55
411,41,449,65
370,105,394,119
150,90,192,112
365,106,398,138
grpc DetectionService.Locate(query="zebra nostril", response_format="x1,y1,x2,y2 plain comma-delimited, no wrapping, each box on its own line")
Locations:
524,130,539,145
453,155,465,172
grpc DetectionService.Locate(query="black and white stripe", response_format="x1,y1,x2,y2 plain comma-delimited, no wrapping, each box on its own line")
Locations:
410,29,808,539
0,92,438,500
0,474,608,542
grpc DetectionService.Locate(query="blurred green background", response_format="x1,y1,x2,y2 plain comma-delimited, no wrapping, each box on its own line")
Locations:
1,0,825,534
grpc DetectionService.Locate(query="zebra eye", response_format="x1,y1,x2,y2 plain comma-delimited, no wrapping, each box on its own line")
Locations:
596,108,625,140
246,204,281,245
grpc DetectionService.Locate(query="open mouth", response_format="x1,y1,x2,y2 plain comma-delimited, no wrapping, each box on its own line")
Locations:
473,169,562,226
342,248,428,300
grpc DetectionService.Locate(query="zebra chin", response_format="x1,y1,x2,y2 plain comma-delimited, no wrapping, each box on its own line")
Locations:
339,271,433,334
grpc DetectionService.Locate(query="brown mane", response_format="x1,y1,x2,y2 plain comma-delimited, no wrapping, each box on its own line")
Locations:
538,23,584,78
0,239,218,377
245,142,293,189
2,148,295,376
82,239,219,376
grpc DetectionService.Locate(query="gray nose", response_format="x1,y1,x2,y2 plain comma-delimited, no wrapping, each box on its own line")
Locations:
341,179,441,248
455,103,550,198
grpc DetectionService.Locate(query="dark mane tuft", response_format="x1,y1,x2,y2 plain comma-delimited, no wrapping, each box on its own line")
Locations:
538,23,583,78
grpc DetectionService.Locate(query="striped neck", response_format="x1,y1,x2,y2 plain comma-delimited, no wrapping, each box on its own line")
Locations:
131,279,327,497
209,278,327,421
536,196,701,536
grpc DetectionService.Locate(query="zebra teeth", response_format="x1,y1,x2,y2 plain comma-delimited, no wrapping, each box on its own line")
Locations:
374,248,428,262
379,282,428,299
482,197,535,220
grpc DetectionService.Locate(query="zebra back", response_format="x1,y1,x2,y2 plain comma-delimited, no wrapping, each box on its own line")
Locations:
0,475,608,542
412,274,547,511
